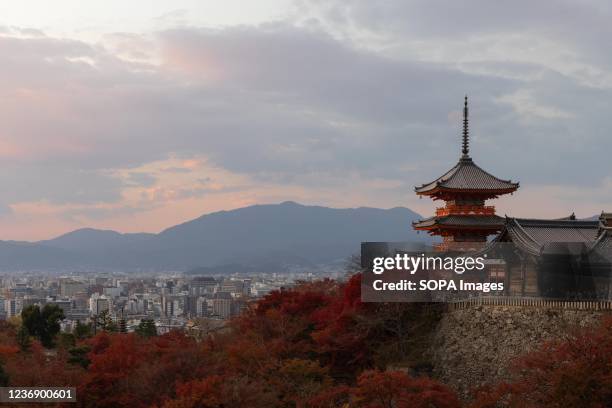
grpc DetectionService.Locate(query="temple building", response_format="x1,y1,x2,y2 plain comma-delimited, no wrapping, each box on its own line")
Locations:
412,97,611,299
413,96,519,251
494,213,612,298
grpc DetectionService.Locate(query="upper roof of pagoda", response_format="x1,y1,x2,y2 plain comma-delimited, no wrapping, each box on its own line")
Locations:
414,96,519,197
415,156,519,195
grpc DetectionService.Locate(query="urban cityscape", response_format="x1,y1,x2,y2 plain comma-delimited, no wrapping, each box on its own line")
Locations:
0,270,335,336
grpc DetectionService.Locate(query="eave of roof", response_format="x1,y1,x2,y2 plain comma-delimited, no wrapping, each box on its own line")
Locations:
413,215,505,230
499,217,604,256
415,157,519,195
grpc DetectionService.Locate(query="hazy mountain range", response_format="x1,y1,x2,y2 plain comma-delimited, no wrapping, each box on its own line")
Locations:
0,202,429,272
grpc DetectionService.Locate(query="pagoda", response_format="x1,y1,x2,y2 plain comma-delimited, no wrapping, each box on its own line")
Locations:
413,97,519,251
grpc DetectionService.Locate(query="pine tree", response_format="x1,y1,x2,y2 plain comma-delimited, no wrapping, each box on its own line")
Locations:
135,319,157,337
16,325,31,351
74,321,92,339
95,310,117,332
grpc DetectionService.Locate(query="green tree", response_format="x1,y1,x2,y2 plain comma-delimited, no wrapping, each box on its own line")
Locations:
74,321,92,339
21,306,43,340
68,345,91,369
135,319,157,337
95,310,117,332
58,332,76,349
16,325,31,351
21,304,65,348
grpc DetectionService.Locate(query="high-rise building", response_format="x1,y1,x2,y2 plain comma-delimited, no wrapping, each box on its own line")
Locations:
189,277,217,296
49,299,73,316
162,295,181,317
212,292,233,319
195,296,209,317
89,294,111,316
60,279,87,297
4,298,23,318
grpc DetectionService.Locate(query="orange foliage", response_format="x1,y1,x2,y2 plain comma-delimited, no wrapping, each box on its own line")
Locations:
6,275,610,408
350,370,460,408
77,331,210,408
163,374,278,408
5,341,83,387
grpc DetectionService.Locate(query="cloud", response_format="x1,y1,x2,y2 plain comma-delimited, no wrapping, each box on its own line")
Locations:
496,89,574,120
0,3,611,239
125,172,157,187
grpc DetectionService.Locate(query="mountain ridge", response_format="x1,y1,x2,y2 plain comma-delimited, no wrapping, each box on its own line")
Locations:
0,202,428,272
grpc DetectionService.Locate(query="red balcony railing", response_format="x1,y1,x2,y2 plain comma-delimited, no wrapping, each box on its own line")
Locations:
436,205,496,216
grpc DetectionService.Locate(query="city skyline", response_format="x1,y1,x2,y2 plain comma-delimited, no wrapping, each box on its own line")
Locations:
1,1,612,240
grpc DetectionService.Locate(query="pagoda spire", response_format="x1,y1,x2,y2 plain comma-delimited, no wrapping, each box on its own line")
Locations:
462,95,469,158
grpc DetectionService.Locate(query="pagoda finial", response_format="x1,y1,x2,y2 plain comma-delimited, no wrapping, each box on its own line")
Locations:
462,95,469,158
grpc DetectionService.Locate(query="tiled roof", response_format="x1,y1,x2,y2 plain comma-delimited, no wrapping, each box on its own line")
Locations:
514,218,599,242
415,157,519,194
413,215,505,229
500,217,603,255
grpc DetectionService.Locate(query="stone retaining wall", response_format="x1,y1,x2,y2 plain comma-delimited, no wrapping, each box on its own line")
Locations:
430,305,610,399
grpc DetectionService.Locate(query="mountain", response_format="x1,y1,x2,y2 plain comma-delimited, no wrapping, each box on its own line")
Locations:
0,202,429,272
40,228,156,252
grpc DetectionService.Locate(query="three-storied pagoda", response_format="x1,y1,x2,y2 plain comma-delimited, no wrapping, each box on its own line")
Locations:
413,97,519,251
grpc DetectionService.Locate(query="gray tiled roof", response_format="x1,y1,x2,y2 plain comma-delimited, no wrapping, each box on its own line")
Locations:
415,157,519,194
501,218,603,255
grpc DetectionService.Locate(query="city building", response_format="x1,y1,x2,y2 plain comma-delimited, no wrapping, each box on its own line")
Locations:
189,277,217,296
60,279,88,297
4,298,23,318
89,294,111,316
212,292,233,319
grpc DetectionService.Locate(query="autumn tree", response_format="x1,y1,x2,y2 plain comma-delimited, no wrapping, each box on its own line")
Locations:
471,316,612,408
77,331,210,407
0,275,472,407
4,341,83,387
163,375,279,408
350,370,460,408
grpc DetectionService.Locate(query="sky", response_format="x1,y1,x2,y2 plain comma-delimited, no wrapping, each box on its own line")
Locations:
0,0,611,240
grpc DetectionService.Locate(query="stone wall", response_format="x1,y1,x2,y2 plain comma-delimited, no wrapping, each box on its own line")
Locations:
430,305,610,398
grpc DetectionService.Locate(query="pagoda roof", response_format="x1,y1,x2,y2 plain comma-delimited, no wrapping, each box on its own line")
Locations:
413,214,505,230
415,96,519,196
415,156,519,195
